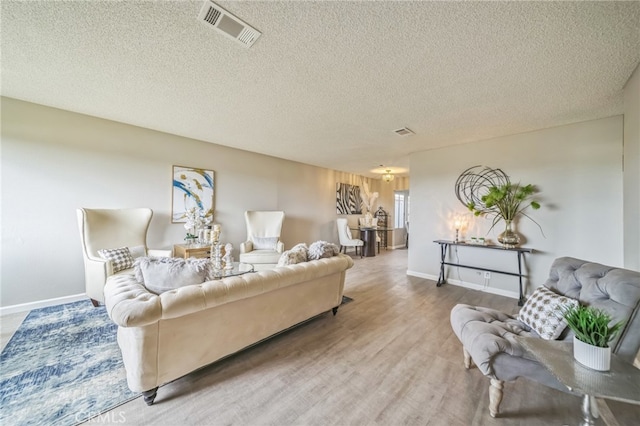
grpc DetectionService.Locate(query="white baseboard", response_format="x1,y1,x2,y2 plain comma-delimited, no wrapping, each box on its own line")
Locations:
407,270,439,281
384,244,407,250
0,293,87,316
406,270,519,301
392,245,407,250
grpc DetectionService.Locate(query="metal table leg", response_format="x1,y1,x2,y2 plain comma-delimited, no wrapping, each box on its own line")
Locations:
580,394,598,426
517,251,525,306
437,243,448,287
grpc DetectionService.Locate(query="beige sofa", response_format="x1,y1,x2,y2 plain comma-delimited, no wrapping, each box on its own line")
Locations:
104,254,354,405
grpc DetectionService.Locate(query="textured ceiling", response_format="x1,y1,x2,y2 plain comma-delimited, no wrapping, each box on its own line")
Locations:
2,1,639,178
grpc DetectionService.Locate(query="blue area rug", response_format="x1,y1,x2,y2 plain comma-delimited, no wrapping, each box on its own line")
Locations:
0,299,139,425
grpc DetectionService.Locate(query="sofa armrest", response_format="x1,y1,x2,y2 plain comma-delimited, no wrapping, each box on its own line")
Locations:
105,275,162,327
148,248,171,257
240,241,253,253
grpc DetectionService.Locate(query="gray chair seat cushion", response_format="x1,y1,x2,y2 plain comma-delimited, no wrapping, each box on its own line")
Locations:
450,304,572,392
450,304,536,377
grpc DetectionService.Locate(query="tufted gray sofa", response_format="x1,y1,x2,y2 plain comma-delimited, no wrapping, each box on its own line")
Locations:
450,256,640,418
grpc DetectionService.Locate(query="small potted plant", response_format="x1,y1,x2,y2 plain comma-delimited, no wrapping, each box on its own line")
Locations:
562,305,624,371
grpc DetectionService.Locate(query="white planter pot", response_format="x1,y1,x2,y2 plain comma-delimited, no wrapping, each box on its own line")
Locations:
573,336,611,371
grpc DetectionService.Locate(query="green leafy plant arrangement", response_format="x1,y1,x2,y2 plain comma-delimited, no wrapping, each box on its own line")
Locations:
455,166,543,234
184,233,198,241
562,305,624,348
473,183,541,232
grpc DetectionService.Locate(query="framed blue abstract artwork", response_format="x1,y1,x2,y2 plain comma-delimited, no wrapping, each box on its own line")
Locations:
172,165,215,223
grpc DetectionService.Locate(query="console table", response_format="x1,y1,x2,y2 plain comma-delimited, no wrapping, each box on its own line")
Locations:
433,240,533,306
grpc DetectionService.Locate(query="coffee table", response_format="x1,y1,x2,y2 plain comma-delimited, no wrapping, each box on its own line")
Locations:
211,262,254,279
517,337,640,426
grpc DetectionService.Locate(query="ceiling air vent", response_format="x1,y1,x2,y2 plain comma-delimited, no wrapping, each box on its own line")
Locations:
394,127,415,137
197,1,261,48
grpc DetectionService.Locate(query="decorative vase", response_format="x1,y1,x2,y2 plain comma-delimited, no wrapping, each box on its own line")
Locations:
497,220,520,248
199,226,213,245
573,336,611,371
185,236,197,247
364,212,374,227
211,242,223,275
224,243,234,270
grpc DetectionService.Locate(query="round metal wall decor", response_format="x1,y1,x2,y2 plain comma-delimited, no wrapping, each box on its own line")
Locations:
454,165,510,213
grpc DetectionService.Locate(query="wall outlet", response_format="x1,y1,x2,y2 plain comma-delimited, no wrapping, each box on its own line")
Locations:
484,271,491,279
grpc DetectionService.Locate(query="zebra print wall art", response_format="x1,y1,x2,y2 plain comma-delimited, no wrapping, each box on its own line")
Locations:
336,183,362,214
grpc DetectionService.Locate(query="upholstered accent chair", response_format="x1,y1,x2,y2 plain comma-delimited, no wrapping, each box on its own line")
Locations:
450,257,640,418
239,210,285,270
336,218,363,257
77,208,170,306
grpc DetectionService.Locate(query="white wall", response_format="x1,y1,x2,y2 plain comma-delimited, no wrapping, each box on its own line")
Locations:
408,116,625,299
375,176,409,249
3,96,631,308
0,97,383,308
624,64,640,270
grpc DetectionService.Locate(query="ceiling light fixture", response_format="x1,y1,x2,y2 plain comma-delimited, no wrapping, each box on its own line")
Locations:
382,169,395,183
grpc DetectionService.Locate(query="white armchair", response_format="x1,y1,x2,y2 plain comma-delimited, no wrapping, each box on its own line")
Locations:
77,208,170,306
337,218,363,257
239,211,285,270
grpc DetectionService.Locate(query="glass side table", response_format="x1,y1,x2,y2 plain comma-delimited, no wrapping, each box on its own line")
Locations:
211,262,254,279
517,337,640,426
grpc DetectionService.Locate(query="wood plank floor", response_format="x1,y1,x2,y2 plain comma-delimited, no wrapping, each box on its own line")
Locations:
2,249,639,425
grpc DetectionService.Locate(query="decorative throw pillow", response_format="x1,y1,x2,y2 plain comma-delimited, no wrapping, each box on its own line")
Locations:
98,247,134,273
251,236,279,250
308,240,340,260
517,286,578,340
291,242,307,250
128,245,147,259
277,243,308,266
290,242,309,256
134,257,212,294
